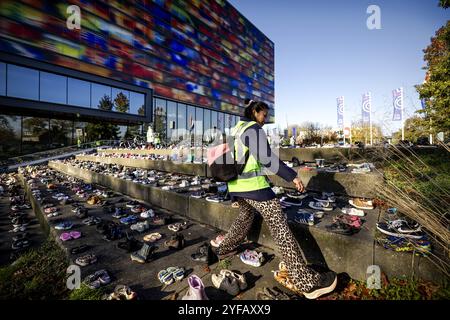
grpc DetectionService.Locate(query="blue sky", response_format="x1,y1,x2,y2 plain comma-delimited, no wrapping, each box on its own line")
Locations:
229,0,449,133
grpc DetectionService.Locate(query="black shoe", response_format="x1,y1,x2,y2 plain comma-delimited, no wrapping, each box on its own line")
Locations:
164,233,185,250
303,271,337,299
191,242,218,265
70,244,90,255
326,221,358,236
117,234,143,252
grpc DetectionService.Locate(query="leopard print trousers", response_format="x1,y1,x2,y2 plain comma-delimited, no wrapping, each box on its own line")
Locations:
218,197,320,292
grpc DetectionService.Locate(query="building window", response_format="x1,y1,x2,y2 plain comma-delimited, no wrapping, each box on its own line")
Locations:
203,109,211,143
92,83,112,110
195,107,203,145
217,112,225,134
177,103,186,141
68,78,91,108
50,119,73,148
167,100,177,142
154,98,166,142
7,64,39,100
211,110,218,132
130,91,145,115
112,87,130,113
22,116,50,154
40,72,67,104
0,62,6,96
0,115,21,159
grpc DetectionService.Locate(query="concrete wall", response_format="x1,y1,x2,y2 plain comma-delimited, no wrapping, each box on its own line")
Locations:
48,161,447,284
77,155,382,198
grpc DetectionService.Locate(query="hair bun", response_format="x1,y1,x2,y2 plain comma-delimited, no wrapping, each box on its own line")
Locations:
244,98,254,107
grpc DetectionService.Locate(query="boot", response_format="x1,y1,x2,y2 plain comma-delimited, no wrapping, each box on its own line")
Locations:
181,275,208,300
130,243,157,263
164,233,185,250
191,242,217,265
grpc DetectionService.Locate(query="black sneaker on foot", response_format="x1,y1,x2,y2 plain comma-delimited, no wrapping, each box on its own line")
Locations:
303,271,337,299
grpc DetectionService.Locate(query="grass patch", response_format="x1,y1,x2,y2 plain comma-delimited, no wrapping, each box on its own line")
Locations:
68,283,108,300
0,238,69,299
322,277,450,300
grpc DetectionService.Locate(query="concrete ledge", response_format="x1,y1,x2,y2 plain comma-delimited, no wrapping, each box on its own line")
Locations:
268,169,384,198
77,155,382,198
101,148,172,156
48,161,446,284
76,155,207,177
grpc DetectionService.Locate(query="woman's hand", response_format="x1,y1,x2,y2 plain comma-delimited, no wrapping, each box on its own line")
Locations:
293,177,305,193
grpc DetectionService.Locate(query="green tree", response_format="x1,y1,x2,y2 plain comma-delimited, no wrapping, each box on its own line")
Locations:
415,20,450,137
98,95,113,111
392,116,428,143
439,0,449,9
114,92,130,113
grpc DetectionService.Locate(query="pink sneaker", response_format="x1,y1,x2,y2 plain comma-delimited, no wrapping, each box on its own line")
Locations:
182,275,208,300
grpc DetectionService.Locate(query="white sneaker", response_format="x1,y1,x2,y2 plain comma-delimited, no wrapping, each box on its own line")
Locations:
308,201,333,211
140,209,155,219
341,207,365,216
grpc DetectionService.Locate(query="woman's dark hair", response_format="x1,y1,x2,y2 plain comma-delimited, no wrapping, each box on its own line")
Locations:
244,98,269,121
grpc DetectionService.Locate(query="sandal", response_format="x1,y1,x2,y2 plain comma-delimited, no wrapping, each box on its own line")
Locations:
158,269,174,285
143,232,162,242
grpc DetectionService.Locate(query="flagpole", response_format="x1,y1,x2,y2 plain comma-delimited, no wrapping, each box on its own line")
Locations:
401,99,405,141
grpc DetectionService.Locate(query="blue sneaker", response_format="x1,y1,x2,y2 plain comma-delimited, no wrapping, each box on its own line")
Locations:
294,212,315,226
120,215,138,225
55,221,74,230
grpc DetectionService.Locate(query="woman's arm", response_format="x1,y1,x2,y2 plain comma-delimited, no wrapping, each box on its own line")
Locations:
242,124,298,182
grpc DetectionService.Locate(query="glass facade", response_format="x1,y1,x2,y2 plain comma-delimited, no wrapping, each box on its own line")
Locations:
68,78,91,108
1,61,148,116
150,97,242,146
177,103,186,142
22,116,50,154
0,115,21,157
167,100,177,142
40,71,67,104
0,62,6,96
7,64,39,100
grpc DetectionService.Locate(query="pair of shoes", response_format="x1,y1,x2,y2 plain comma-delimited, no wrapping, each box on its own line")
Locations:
106,285,137,300
256,286,298,300
168,221,188,232
158,266,185,285
240,249,264,267
308,201,333,211
376,234,431,255
143,232,162,243
325,221,359,236
191,242,218,265
60,231,81,241
280,197,302,206
130,221,150,233
55,221,74,230
212,269,247,296
294,211,315,226
273,266,338,299
84,269,111,289
130,243,157,263
117,233,143,252
349,198,374,210
82,216,102,226
75,254,97,266
11,238,30,250
71,244,90,255
164,233,185,250
376,219,423,239
341,207,365,216
181,275,208,300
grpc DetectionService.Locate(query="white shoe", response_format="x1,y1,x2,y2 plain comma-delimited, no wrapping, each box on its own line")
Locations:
341,207,365,216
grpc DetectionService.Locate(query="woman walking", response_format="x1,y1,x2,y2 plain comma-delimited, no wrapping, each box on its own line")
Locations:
216,99,337,299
